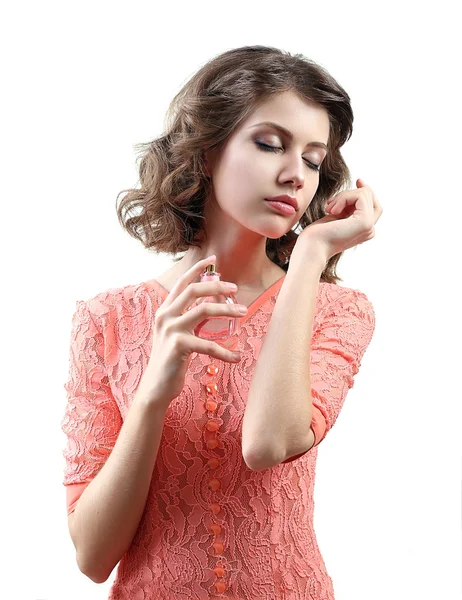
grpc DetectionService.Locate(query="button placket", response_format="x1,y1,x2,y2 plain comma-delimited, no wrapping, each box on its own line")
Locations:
201,357,227,592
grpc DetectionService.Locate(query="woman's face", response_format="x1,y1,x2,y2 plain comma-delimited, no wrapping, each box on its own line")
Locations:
204,90,330,241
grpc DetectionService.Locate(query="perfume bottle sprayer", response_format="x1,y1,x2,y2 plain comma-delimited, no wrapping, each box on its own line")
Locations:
189,263,241,351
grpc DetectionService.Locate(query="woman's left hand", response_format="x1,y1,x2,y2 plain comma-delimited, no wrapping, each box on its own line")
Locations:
295,178,383,263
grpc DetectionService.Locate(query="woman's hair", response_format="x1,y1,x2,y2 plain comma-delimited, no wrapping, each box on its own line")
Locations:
116,45,354,284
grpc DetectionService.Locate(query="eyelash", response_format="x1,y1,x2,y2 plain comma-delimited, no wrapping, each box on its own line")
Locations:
255,142,321,173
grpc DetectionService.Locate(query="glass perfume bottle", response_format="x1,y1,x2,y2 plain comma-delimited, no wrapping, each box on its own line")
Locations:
189,263,241,351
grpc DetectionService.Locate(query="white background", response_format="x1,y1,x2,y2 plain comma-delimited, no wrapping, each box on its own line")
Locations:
1,1,460,599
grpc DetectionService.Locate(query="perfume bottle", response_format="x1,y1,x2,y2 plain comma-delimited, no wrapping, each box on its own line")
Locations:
189,263,241,351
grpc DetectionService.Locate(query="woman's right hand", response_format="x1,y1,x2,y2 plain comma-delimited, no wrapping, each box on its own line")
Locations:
137,255,248,409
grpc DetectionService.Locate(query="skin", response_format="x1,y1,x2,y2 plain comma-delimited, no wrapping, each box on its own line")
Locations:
170,90,330,292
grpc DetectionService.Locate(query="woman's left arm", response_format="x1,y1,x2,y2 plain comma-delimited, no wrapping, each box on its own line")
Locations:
242,246,325,470
242,179,383,470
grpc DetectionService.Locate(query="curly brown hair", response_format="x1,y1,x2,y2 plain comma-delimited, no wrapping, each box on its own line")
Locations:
116,45,355,284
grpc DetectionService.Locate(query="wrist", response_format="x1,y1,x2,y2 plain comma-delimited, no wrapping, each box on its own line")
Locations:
133,382,172,414
289,240,327,274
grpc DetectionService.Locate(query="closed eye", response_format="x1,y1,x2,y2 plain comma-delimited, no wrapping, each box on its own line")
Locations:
255,142,321,173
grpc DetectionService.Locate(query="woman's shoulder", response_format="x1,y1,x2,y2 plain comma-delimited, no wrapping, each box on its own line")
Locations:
79,278,164,322
320,280,373,302
319,281,375,323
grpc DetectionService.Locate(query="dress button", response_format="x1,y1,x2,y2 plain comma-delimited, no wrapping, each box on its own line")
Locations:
209,478,221,491
205,399,218,411
207,439,219,450
207,457,220,469
206,382,218,395
213,565,225,577
207,364,219,376
214,581,227,593
209,503,221,514
209,523,222,535
213,541,224,554
206,420,219,432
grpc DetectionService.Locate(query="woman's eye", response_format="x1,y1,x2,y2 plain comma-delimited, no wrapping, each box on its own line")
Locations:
255,142,320,173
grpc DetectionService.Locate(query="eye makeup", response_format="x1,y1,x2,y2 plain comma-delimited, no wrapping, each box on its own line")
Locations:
255,141,321,172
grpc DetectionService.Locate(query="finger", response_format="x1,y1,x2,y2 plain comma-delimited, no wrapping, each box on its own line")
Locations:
329,192,354,214
369,189,383,215
182,301,247,335
326,190,350,210
161,254,216,309
185,335,242,363
330,189,372,215
372,196,384,222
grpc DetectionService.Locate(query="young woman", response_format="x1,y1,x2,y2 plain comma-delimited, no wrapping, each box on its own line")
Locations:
61,45,382,599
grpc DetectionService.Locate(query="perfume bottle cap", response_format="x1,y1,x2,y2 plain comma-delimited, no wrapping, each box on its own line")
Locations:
202,263,220,281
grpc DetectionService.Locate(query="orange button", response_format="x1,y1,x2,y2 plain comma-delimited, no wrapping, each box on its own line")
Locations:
213,541,224,554
206,420,219,432
207,439,219,450
209,478,221,491
209,503,221,515
215,581,227,593
213,565,225,577
205,400,218,411
207,457,220,469
207,364,219,376
209,523,222,535
206,382,218,394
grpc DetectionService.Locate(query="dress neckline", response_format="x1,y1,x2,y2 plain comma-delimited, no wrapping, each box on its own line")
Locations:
146,275,287,322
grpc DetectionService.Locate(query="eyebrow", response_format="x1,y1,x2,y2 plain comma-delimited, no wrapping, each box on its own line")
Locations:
250,121,329,152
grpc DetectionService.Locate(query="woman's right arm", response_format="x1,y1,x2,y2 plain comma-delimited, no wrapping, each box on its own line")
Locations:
67,256,244,584
68,388,169,584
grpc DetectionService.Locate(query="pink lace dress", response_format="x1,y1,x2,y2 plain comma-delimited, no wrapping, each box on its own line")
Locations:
61,275,376,599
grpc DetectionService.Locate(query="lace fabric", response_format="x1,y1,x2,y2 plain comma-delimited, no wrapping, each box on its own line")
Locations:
61,277,375,599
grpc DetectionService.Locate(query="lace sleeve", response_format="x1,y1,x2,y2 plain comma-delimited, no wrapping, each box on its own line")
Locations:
282,288,376,463
61,300,122,512
309,288,376,446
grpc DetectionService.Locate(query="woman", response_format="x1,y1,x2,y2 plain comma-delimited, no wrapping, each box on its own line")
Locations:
61,45,382,599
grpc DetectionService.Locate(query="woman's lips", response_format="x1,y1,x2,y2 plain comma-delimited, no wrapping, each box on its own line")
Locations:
264,200,296,216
